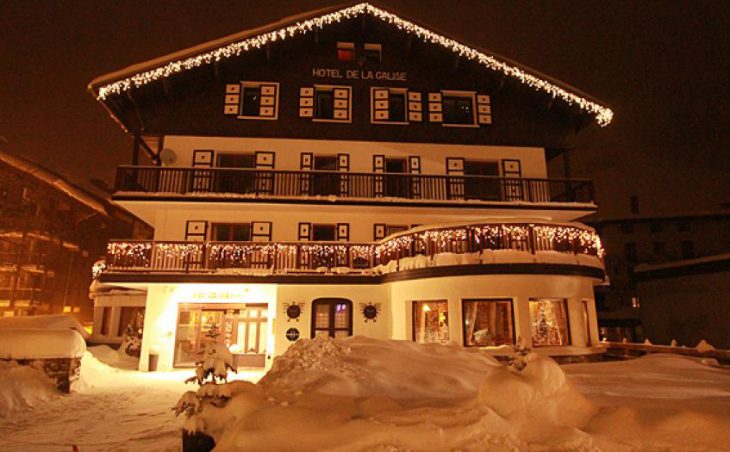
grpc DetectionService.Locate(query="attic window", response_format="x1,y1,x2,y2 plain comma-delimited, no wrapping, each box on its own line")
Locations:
363,43,381,63
337,42,355,62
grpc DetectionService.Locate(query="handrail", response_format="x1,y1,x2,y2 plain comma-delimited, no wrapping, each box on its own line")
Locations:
104,222,604,274
114,166,595,204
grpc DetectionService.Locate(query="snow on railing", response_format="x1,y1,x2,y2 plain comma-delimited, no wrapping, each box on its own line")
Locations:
103,222,603,275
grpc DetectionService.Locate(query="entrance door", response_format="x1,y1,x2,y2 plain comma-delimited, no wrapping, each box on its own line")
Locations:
216,153,256,194
311,155,340,196
464,160,499,200
311,298,353,338
384,158,410,198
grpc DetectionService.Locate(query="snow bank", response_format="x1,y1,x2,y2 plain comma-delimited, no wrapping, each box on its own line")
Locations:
87,345,139,370
0,360,59,417
0,314,89,339
0,328,86,359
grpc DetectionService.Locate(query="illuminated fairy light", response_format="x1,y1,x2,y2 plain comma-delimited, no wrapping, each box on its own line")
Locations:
92,3,613,125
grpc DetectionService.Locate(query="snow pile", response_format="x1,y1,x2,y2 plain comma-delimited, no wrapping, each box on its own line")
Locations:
86,344,139,370
76,350,133,390
0,360,60,417
0,328,86,360
696,339,716,353
0,314,89,339
197,337,598,450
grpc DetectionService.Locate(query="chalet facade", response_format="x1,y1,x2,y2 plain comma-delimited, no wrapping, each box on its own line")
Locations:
89,3,613,370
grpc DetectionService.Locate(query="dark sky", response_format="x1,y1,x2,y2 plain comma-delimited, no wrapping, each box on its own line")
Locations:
1,0,729,218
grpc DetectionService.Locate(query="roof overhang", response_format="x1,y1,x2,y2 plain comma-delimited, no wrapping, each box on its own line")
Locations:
88,2,613,127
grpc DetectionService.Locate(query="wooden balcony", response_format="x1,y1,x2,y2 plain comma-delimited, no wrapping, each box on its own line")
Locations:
102,222,604,277
113,166,595,205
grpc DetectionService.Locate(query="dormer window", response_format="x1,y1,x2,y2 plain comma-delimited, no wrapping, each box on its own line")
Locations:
337,42,355,62
442,92,475,125
363,43,381,63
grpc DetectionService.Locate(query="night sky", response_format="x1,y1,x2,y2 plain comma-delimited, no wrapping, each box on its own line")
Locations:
1,0,728,218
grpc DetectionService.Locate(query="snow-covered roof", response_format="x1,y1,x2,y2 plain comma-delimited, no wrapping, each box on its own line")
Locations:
88,2,612,126
0,149,108,215
0,314,90,339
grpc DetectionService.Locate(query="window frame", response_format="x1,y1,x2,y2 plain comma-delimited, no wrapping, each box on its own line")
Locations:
411,300,450,344
312,85,352,124
441,90,478,128
236,81,280,121
528,298,572,347
461,298,515,348
311,298,353,338
370,87,409,125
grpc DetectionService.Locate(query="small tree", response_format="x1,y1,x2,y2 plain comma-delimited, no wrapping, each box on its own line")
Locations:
119,311,144,357
174,323,236,433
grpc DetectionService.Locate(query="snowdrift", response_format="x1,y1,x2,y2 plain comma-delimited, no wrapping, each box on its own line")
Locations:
0,360,59,418
196,337,597,450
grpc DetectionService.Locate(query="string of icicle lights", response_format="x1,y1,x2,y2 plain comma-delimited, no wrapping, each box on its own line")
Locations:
93,3,613,126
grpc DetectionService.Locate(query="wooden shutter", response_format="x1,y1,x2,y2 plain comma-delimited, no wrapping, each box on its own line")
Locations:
251,222,272,242
337,223,350,241
299,153,313,195
224,84,240,115
185,221,207,241
373,88,389,121
299,87,314,118
191,150,214,191
373,155,385,197
446,158,465,199
502,159,523,201
374,224,387,240
255,152,275,194
477,94,492,125
259,84,277,118
298,223,311,241
408,91,423,122
333,88,350,120
409,156,422,198
428,92,443,123
338,153,350,196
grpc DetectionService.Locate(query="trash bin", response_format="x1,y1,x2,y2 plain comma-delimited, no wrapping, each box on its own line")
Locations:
148,353,159,372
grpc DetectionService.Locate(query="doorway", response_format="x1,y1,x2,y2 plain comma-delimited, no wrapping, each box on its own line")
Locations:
216,153,256,194
311,155,340,196
384,157,410,198
464,160,499,200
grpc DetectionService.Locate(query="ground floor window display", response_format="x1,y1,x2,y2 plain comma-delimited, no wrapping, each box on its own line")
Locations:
462,299,514,347
529,298,570,347
311,298,353,338
412,300,449,344
174,303,268,367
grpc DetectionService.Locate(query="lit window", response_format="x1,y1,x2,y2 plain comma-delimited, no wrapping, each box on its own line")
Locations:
463,299,514,347
442,93,475,125
337,42,355,61
412,300,449,344
363,43,381,63
529,299,570,347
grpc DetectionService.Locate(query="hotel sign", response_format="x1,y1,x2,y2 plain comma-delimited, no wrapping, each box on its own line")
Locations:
312,68,407,82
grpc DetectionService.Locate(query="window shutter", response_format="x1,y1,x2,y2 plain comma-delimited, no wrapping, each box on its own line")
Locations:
502,159,523,201
298,223,311,241
409,156,422,198
299,87,314,118
338,154,350,196
259,84,277,118
337,223,350,241
477,94,492,125
373,155,385,197
224,84,240,115
251,222,272,241
333,88,350,121
373,88,389,121
428,92,443,123
445,157,465,199
408,91,423,122
185,221,208,241
374,224,387,240
255,152,275,194
192,150,214,191
299,153,313,195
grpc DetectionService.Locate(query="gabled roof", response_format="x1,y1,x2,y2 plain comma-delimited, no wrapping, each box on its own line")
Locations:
88,2,613,126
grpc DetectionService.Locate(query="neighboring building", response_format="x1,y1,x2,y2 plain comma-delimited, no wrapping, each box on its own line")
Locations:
635,253,730,349
591,212,730,341
0,150,150,322
88,2,613,371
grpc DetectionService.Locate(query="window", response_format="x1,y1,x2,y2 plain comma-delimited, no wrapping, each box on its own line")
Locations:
630,196,639,214
337,42,355,62
225,82,278,120
212,223,252,242
650,222,662,233
385,225,408,236
311,155,340,196
412,300,449,344
681,240,694,259
442,93,475,125
316,90,334,119
313,86,351,121
462,299,514,347
625,242,638,262
529,299,570,347
464,160,500,200
216,153,256,194
363,43,382,63
652,241,665,255
371,88,407,123
384,157,410,198
620,222,634,234
312,224,337,241
677,221,690,232
312,299,352,338
241,86,262,117
118,307,145,338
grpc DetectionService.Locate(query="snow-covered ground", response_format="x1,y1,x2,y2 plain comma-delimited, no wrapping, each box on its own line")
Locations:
0,340,728,451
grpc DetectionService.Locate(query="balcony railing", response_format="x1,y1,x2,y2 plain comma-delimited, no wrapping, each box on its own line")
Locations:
103,222,604,274
114,166,595,204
